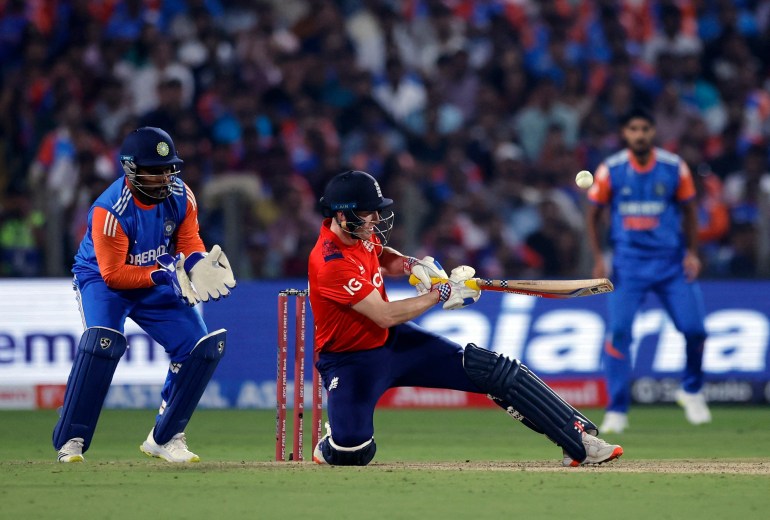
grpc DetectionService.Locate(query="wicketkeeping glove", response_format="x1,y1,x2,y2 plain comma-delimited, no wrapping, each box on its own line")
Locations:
183,244,237,301
431,265,481,310
151,253,201,306
404,256,448,295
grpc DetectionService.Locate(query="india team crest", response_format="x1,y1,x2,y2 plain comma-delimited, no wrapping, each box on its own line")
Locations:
163,219,176,237
157,141,170,156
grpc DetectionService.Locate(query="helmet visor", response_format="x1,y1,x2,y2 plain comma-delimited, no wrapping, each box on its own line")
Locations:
344,209,395,246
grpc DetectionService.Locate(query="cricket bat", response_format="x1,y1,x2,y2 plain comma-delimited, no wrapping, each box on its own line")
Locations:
408,275,614,299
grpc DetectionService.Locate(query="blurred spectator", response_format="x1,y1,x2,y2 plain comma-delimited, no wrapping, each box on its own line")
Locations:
0,187,45,277
434,48,478,121
679,139,730,277
679,51,726,135
652,81,701,149
524,196,582,278
723,144,770,275
91,76,134,144
643,3,702,65
372,56,427,123
122,37,195,116
512,77,579,161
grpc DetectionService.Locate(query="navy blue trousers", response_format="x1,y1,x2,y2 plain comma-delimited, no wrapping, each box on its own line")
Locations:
315,321,481,447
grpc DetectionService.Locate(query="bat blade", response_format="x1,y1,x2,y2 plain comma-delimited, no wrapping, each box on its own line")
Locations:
408,275,614,299
472,278,614,298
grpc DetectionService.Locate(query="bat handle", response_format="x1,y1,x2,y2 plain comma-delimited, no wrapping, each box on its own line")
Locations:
408,274,480,291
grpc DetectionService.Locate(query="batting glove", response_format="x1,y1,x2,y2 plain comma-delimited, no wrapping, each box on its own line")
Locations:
405,256,448,295
431,265,481,310
151,253,201,306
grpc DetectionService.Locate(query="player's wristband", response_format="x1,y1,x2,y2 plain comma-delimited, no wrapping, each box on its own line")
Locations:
403,256,418,274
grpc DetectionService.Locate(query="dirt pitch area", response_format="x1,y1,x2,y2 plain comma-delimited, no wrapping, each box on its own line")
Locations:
371,460,770,474
183,460,770,475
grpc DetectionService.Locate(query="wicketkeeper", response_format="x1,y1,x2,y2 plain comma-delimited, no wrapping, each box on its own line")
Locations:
53,127,236,463
308,170,624,466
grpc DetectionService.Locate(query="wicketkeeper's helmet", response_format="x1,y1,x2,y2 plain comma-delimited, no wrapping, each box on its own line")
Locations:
320,170,395,244
119,127,183,200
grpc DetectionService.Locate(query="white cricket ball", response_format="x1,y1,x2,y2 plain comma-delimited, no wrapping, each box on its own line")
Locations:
575,170,593,189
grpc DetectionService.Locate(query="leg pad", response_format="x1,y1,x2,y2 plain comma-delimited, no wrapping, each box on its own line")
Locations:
53,327,127,450
153,329,226,445
463,343,597,463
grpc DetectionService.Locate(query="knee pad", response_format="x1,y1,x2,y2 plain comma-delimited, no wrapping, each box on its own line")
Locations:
314,437,377,466
153,329,226,445
463,343,597,463
53,327,127,450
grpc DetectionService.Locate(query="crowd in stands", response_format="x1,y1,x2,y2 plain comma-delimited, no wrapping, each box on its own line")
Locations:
1,0,769,280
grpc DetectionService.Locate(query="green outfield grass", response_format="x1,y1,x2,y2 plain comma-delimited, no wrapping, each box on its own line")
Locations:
1,407,768,519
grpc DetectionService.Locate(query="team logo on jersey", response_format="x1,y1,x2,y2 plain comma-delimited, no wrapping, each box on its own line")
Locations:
322,239,343,261
655,183,666,196
157,141,170,156
163,219,176,237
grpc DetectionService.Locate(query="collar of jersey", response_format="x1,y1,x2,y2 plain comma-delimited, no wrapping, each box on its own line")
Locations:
628,148,657,173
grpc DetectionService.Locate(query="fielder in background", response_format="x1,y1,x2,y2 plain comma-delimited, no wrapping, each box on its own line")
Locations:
586,108,711,434
53,127,236,463
308,170,623,467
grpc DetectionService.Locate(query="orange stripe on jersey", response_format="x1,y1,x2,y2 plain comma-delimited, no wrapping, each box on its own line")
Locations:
676,162,696,201
175,182,205,257
92,207,156,289
587,163,611,205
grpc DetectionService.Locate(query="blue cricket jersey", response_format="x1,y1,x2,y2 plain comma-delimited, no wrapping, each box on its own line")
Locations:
73,176,190,285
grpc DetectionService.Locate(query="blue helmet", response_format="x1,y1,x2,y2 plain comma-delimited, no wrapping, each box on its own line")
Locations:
119,127,183,200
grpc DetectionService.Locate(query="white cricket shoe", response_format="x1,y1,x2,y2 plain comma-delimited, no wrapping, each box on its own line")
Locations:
562,432,623,467
676,389,712,425
57,437,85,463
312,422,332,464
140,428,200,463
600,411,628,434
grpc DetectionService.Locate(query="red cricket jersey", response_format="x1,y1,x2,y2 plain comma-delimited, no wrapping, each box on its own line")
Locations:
308,219,389,353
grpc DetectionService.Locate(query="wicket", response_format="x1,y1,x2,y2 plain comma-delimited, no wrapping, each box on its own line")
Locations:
276,289,323,462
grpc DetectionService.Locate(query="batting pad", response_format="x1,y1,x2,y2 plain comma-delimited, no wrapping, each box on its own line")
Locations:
153,329,226,445
53,327,127,451
463,343,597,463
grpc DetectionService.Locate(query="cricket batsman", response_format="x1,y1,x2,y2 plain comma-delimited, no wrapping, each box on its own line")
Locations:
53,127,236,463
308,170,624,466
